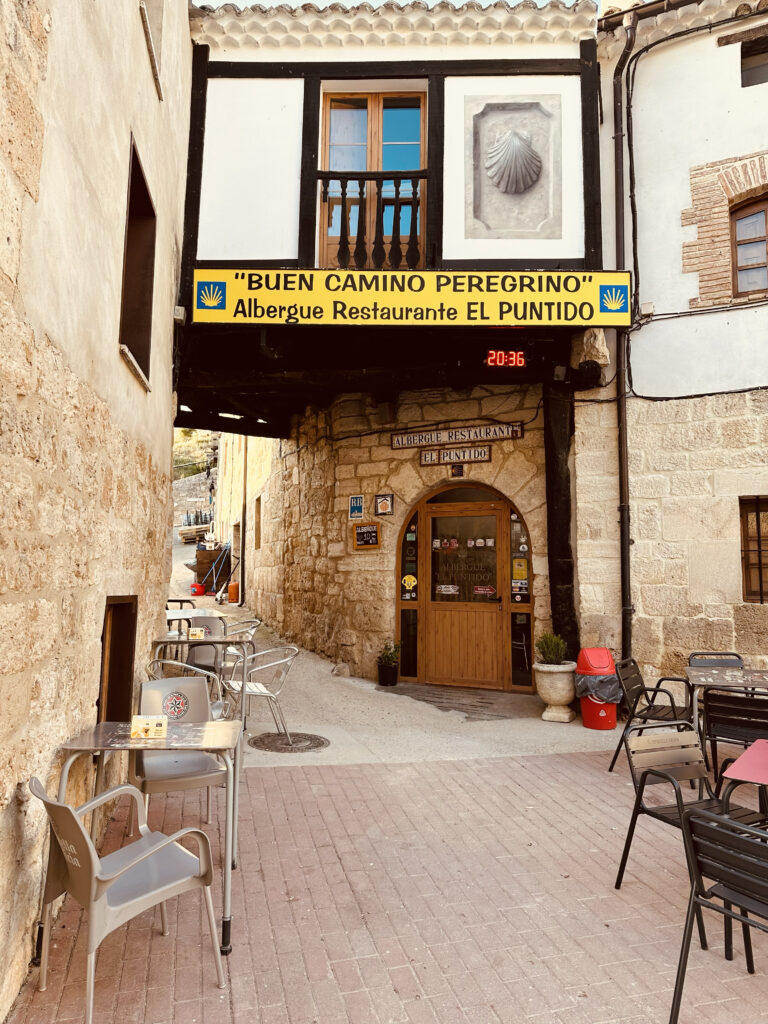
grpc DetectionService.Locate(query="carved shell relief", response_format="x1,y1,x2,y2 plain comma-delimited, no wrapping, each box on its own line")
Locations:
484,127,542,195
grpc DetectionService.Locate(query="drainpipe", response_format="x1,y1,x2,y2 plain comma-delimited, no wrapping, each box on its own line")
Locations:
238,436,248,606
613,12,637,661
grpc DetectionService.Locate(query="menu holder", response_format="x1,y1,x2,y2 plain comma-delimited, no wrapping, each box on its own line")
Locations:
130,715,168,739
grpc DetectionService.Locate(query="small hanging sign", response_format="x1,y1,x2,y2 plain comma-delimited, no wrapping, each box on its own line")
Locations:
353,522,381,550
420,445,492,467
375,493,394,515
349,495,364,520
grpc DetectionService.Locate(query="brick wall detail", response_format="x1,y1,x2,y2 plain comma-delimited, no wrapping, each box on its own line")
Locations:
681,149,768,308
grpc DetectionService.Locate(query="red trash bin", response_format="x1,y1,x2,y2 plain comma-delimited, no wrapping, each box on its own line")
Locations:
580,695,617,730
576,647,618,730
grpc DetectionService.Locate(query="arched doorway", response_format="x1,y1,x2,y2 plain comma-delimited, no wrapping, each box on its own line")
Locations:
396,483,534,691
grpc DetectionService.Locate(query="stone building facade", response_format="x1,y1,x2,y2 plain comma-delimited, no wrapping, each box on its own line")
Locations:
1,2,191,1018
217,385,553,679
209,0,768,685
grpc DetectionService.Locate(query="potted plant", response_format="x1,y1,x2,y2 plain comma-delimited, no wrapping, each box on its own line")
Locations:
377,641,401,687
533,632,577,722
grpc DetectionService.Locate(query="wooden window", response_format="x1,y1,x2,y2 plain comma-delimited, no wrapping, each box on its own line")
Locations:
742,36,768,87
320,91,426,269
98,597,138,722
731,196,768,296
740,497,768,603
119,142,157,386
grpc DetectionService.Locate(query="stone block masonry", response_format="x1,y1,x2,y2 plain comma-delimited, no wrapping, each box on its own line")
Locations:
224,387,552,681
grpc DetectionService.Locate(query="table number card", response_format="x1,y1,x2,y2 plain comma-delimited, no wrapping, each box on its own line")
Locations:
130,715,168,739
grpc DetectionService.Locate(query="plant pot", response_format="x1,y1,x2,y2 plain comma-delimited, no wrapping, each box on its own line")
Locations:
377,661,399,686
533,661,577,722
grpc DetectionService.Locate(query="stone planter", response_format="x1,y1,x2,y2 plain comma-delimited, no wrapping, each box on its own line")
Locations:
533,661,577,722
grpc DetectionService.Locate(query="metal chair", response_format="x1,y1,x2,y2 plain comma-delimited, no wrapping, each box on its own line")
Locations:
669,809,768,1024
128,676,228,833
702,687,768,779
607,658,694,772
29,777,225,1024
221,619,263,678
184,614,227,675
615,722,763,892
224,646,299,743
146,658,230,721
688,651,744,668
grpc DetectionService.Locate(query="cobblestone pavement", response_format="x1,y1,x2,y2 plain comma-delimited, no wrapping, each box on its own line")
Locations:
8,752,767,1024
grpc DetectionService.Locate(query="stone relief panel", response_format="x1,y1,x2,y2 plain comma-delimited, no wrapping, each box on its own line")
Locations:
466,96,562,240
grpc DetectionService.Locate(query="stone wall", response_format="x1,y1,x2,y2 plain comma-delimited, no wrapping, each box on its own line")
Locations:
627,390,768,675
220,386,551,679
572,381,623,655
0,2,189,1019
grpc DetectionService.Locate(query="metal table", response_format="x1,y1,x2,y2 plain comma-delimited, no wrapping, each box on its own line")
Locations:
721,738,768,815
153,632,258,897
165,607,225,629
684,666,768,736
58,719,242,953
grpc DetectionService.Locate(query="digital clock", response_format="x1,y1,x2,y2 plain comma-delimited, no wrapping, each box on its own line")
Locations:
485,349,526,368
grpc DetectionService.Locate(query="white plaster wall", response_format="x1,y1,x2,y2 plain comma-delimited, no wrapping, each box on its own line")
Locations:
599,19,768,398
630,32,768,312
443,74,585,261
197,78,305,261
207,42,584,64
18,0,191,465
629,307,768,397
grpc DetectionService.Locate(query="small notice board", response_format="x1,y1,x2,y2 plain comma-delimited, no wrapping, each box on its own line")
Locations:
353,522,381,550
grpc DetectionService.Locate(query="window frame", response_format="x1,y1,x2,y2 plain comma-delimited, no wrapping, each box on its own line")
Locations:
739,496,767,603
118,140,157,389
319,89,427,269
730,195,768,298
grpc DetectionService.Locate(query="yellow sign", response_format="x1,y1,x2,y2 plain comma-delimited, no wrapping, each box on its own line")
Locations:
193,270,632,327
512,558,528,581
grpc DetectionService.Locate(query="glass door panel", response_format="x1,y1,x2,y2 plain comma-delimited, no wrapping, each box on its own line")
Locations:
430,515,498,603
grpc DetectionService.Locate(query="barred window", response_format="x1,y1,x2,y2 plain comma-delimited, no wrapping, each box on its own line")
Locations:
740,496,768,603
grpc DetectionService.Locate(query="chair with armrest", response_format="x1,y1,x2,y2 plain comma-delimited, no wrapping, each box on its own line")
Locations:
615,721,763,889
702,686,768,779
146,658,230,721
223,646,299,744
614,722,765,959
184,614,227,675
127,676,228,834
669,809,768,1024
607,658,694,772
29,777,225,1024
221,619,263,679
688,651,744,668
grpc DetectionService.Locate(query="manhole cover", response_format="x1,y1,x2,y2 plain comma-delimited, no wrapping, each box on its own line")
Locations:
248,732,330,753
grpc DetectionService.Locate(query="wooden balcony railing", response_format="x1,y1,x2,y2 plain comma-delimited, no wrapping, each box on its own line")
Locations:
318,170,428,271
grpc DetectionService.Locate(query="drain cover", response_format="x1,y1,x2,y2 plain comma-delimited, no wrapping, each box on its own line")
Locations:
248,732,330,753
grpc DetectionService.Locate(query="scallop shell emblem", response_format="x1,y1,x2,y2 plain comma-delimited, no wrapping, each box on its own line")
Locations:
485,128,542,195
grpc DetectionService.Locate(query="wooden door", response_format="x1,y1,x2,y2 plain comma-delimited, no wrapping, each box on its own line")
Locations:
423,504,507,688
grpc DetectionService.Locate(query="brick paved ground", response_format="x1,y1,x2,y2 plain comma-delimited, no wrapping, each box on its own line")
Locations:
8,751,767,1024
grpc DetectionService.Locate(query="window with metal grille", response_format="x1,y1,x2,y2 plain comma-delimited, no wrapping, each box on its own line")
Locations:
740,496,768,603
